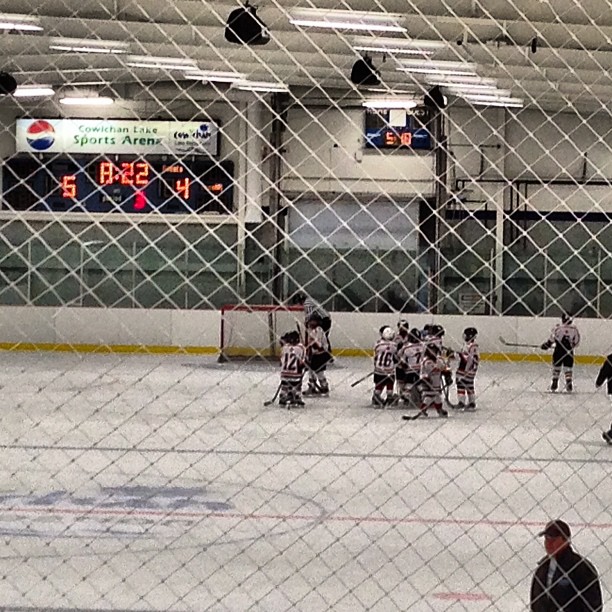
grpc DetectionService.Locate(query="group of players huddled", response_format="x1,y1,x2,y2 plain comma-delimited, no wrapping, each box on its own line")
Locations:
374,321,479,419
277,316,480,416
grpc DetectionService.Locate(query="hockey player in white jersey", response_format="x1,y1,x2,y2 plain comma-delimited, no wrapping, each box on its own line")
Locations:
279,331,306,407
455,327,480,410
396,328,423,407
304,315,331,395
541,314,581,392
372,326,398,407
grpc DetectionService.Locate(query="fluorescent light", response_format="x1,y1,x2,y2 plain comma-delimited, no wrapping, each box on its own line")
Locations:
289,8,406,33
445,86,511,95
0,13,42,31
233,80,289,93
184,70,246,83
59,96,114,106
466,99,524,108
426,76,498,87
13,85,55,98
363,98,418,109
353,35,445,55
49,37,128,54
125,55,197,71
461,93,521,102
397,60,477,76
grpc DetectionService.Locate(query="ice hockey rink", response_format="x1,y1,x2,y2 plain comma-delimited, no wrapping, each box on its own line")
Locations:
0,350,610,611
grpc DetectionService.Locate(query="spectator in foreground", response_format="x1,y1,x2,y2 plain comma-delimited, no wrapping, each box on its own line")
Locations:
530,519,603,611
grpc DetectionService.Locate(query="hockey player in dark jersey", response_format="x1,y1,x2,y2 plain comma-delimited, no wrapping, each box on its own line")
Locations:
372,326,398,407
595,354,612,444
541,314,581,392
279,331,306,407
455,327,480,411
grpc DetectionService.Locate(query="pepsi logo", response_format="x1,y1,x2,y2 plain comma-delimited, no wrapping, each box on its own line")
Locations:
25,120,55,151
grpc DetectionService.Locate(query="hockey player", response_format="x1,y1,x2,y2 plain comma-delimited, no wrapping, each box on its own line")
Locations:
595,354,612,444
404,343,448,419
372,326,398,407
304,315,331,395
541,314,581,392
428,324,454,387
292,292,332,352
395,319,410,349
279,331,306,407
455,327,480,411
396,328,423,408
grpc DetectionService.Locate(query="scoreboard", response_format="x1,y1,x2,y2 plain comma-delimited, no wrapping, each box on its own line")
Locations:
3,155,234,214
364,106,432,150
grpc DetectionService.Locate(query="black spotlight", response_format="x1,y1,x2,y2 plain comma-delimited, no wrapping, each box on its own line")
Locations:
0,72,17,96
225,1,270,46
350,56,380,87
424,85,447,110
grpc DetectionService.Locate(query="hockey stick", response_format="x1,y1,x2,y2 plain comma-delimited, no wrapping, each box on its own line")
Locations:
442,379,458,409
498,336,541,349
263,384,281,406
402,409,427,421
351,371,374,387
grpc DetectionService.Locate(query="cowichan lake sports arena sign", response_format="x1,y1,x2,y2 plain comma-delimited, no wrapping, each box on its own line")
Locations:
16,118,220,156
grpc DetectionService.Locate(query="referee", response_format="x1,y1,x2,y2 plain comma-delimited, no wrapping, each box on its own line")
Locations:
291,292,332,352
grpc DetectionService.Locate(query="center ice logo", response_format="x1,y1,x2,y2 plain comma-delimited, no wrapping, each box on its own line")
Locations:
25,120,55,151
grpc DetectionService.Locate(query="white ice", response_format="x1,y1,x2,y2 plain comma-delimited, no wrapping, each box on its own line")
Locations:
0,352,610,611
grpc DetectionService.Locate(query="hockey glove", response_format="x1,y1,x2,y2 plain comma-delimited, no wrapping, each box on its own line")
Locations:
540,341,552,350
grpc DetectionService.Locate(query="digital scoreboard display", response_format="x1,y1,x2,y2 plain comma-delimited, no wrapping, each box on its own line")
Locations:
364,106,432,150
3,155,234,214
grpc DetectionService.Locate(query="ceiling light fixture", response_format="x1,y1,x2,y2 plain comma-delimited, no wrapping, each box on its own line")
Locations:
446,87,511,96
466,99,524,108
233,80,289,93
289,8,406,33
49,37,128,54
397,59,477,76
184,70,246,83
353,35,445,55
13,85,55,97
0,14,42,32
362,98,418,109
59,96,114,106
425,76,498,87
125,55,198,71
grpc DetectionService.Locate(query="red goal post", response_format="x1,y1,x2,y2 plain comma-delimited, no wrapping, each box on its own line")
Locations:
218,304,304,362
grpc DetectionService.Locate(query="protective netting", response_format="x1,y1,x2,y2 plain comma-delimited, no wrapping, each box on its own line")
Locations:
0,0,611,610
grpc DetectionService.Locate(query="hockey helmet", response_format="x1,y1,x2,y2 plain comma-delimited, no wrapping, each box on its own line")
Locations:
291,292,306,305
463,327,478,341
382,326,395,341
397,318,409,330
561,313,572,324
408,328,421,343
432,324,445,338
285,330,300,345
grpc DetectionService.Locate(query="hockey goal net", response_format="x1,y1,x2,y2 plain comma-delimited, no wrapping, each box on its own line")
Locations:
218,304,304,362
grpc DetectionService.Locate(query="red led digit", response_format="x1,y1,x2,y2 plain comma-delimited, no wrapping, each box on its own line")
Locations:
120,162,134,186
175,178,191,200
400,132,412,146
99,161,115,185
384,131,396,146
134,162,149,187
61,175,77,199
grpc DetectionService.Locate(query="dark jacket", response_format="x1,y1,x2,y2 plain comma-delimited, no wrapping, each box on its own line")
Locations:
530,546,603,611
595,355,612,394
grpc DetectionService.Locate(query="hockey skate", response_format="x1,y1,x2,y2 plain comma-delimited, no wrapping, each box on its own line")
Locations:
602,430,612,445
385,393,399,407
290,397,305,408
565,381,573,393
550,379,559,392
436,407,449,418
454,402,465,411
465,402,476,411
303,385,320,396
372,393,385,408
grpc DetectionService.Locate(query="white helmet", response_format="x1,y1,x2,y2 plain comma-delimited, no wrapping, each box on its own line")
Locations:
382,327,395,341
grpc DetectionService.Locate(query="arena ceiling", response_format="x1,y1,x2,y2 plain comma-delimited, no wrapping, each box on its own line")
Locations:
2,0,612,112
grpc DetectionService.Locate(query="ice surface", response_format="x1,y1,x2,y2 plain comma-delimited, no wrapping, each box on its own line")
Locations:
0,352,609,611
